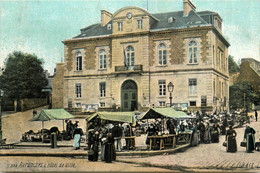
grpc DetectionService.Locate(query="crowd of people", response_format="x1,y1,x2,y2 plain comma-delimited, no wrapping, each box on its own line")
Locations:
86,119,134,163
64,110,258,164
143,111,258,153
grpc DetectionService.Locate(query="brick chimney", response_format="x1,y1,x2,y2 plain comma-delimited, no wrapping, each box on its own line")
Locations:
183,0,196,17
101,10,113,27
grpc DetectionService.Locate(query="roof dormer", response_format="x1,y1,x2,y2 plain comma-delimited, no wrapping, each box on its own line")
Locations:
111,6,159,35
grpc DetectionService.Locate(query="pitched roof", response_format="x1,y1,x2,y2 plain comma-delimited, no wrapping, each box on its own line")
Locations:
150,10,208,31
74,21,112,39
140,107,190,119
70,9,219,40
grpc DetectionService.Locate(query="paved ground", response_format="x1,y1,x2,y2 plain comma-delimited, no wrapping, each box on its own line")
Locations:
118,116,260,172
2,107,87,143
0,156,174,172
1,109,260,172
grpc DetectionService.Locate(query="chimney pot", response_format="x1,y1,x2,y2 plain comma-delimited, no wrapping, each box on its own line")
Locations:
101,10,113,27
183,0,196,17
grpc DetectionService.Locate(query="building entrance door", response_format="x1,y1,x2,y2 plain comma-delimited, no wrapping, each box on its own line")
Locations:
121,80,138,111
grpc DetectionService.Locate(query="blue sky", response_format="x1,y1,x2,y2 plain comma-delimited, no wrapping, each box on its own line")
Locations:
0,0,259,74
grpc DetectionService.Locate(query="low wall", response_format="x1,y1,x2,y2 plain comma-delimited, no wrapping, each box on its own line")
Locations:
21,99,47,112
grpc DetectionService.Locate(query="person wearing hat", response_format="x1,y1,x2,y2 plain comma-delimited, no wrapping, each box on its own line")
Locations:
191,120,199,146
112,124,123,152
87,129,94,150
73,124,83,150
225,125,237,152
104,132,116,163
197,120,205,143
204,122,212,144
244,124,256,153
221,116,228,135
211,122,220,143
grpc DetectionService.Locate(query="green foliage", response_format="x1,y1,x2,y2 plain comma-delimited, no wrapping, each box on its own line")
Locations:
229,82,258,110
228,55,240,73
0,51,48,101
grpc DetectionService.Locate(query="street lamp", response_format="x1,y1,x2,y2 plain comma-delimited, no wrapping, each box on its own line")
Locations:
0,89,3,139
167,82,174,107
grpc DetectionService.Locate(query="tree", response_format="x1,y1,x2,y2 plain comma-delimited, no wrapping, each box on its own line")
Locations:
229,82,258,111
228,55,240,73
0,51,48,108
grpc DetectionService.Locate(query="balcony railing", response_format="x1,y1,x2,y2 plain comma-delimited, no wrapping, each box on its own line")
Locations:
115,65,143,72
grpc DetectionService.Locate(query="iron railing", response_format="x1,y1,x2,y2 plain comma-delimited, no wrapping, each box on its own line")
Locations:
115,65,143,72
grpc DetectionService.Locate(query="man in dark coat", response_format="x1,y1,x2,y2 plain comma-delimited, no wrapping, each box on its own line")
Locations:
112,124,123,151
222,117,228,135
67,120,73,138
168,119,176,134
255,110,258,122
146,123,157,145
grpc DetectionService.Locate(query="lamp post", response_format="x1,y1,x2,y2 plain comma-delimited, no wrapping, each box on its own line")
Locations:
0,89,3,139
167,82,174,107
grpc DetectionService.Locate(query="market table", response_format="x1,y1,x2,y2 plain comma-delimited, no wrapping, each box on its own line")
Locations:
163,134,176,148
122,136,136,150
177,131,192,144
147,136,165,150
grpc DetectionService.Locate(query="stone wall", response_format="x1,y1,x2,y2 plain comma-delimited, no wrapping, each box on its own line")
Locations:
21,98,47,112
52,63,65,108
238,61,260,92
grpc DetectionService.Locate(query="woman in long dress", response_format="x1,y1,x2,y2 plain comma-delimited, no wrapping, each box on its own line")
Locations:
211,123,220,143
204,122,212,144
92,131,100,161
104,132,116,163
191,122,199,146
73,125,83,150
226,125,237,152
244,125,256,153
100,126,108,161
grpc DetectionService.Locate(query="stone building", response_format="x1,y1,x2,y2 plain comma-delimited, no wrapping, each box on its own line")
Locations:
52,0,230,113
238,58,260,93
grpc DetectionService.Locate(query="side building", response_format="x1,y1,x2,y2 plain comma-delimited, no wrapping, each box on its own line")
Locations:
53,0,230,113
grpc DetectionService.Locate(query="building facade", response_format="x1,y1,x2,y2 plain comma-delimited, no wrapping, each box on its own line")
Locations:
238,58,260,93
53,0,230,113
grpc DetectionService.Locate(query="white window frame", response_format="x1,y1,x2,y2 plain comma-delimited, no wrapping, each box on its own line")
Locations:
118,21,123,31
159,80,166,96
159,101,166,107
138,19,143,29
75,103,82,108
99,49,107,69
158,43,167,65
76,83,82,98
188,41,198,64
189,101,196,106
100,102,106,108
100,82,106,98
76,51,83,71
189,79,197,96
126,46,135,67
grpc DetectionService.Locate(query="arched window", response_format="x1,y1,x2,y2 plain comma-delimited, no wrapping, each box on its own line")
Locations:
188,41,198,63
158,43,167,65
99,49,107,69
76,51,82,71
126,46,135,67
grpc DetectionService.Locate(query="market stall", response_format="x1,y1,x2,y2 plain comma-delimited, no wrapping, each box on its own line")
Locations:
140,107,191,150
28,109,75,142
85,111,136,149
